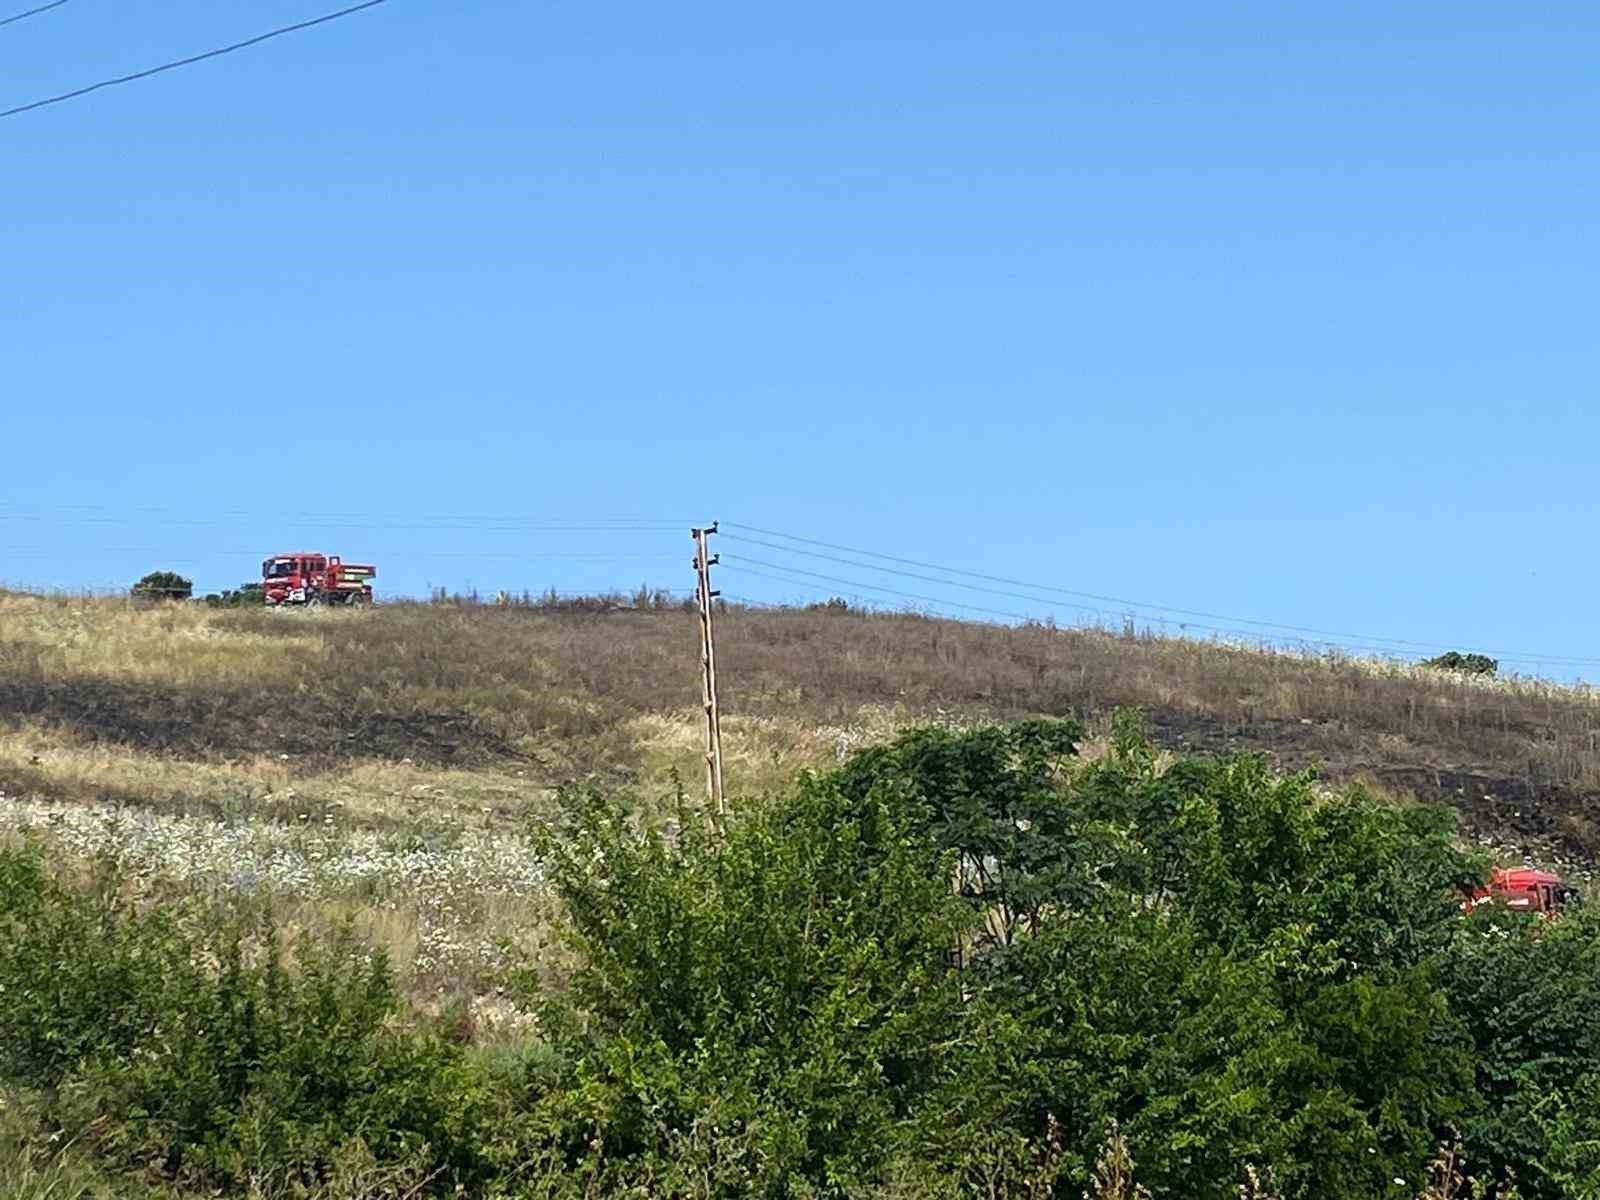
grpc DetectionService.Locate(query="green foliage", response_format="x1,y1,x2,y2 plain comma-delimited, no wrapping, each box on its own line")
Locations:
529,776,974,1195
203,583,264,608
7,714,1600,1199
1422,651,1498,677
129,571,192,602
526,717,1512,1198
832,717,1085,947
0,844,517,1194
1441,906,1600,1198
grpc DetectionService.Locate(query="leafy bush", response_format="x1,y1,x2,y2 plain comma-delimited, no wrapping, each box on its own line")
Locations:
1441,905,1600,1197
8,715,1600,1198
907,719,1485,1199
529,778,972,1195
203,583,264,608
0,845,519,1193
831,717,1085,949
129,571,192,602
526,717,1525,1198
1422,651,1498,676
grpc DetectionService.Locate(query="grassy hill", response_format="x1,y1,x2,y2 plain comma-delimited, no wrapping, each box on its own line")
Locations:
3,588,1598,858
5,588,1600,1197
3,586,1595,1026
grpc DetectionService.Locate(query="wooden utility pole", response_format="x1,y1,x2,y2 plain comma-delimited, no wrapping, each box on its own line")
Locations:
692,522,725,815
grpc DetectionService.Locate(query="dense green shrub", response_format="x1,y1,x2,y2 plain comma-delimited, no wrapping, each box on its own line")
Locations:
203,583,265,608
529,778,973,1194
527,718,1515,1198
1422,651,1498,676
129,571,192,602
900,720,1485,1199
0,845,519,1193
7,716,1600,1198
831,717,1086,948
1441,905,1600,1197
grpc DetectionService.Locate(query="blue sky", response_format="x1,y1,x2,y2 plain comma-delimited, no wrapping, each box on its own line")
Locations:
4,2,1600,675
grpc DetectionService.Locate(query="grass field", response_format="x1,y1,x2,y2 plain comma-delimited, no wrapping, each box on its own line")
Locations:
5,588,1600,835
2,587,1595,1015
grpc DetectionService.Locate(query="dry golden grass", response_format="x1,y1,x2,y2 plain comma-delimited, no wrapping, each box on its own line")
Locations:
0,726,551,832
0,592,316,687
4,591,1600,859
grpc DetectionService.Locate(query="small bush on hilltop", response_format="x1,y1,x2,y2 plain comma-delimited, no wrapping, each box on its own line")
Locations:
129,571,192,602
1422,651,1498,677
203,583,264,608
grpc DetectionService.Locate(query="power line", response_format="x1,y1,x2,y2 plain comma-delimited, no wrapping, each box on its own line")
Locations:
721,554,1598,672
718,567,1003,622
0,0,69,30
725,539,1456,660
0,512,685,535
724,524,1445,652
722,521,1600,670
719,578,1066,636
0,547,681,562
724,535,1139,621
0,501,689,527
723,560,1065,625
0,0,391,121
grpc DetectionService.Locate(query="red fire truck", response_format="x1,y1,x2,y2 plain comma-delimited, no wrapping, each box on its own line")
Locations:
1465,867,1580,918
261,553,376,607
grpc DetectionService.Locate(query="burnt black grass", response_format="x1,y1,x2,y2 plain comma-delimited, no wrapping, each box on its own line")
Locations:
6,595,1600,856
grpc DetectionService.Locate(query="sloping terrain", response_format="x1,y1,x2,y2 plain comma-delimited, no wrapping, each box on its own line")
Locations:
5,589,1600,1199
2,590,1598,863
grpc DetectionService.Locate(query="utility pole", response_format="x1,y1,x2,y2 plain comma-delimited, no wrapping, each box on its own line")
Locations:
692,521,725,815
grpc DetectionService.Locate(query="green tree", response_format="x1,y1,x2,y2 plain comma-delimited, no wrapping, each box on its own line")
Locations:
530,777,974,1195
1422,651,1499,676
130,569,192,601
831,718,1088,947
1441,906,1600,1198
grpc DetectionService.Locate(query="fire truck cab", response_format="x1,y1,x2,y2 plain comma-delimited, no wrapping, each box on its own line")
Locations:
261,553,376,607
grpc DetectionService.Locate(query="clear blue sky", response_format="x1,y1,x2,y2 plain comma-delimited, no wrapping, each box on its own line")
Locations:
4,2,1599,675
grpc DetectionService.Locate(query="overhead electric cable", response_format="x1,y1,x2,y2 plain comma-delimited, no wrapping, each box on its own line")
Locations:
0,546,682,561
0,0,69,30
722,553,1590,671
0,0,390,120
722,559,1077,625
725,551,1387,647
722,522,1600,669
725,535,1152,620
0,501,688,527
717,569,989,621
0,512,684,535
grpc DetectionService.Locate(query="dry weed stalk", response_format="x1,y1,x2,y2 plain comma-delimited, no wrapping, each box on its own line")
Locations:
1085,1120,1150,1200
1238,1163,1284,1200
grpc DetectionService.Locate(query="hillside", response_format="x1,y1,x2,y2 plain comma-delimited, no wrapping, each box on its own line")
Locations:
7,589,1600,1198
1,590,1597,863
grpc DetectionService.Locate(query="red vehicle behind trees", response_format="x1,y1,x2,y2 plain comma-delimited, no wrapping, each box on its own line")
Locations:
261,553,376,607
1464,867,1580,917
